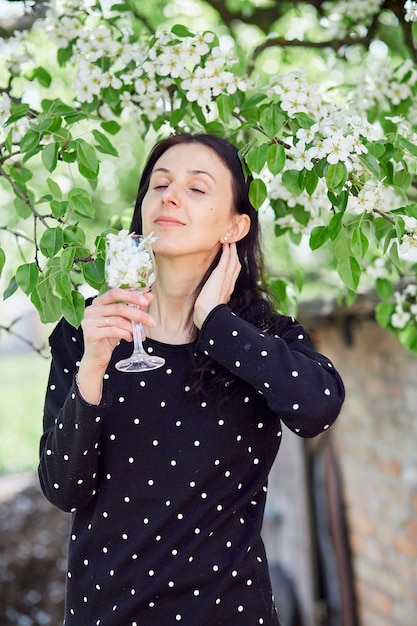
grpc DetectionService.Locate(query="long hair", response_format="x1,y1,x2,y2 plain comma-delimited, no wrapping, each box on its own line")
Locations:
130,133,280,398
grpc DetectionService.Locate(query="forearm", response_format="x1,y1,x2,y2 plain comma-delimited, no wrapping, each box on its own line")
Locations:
198,305,345,436
39,380,105,512
76,358,107,405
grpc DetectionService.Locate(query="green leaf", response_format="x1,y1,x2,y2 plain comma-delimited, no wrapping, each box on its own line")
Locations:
76,139,99,174
101,120,121,135
107,3,132,11
57,45,74,67
170,107,187,127
204,121,225,136
0,248,5,275
55,272,73,303
5,103,30,126
328,189,348,212
375,278,393,300
325,162,348,191
50,200,68,219
14,197,32,219
15,263,39,295
47,177,62,200
249,178,267,208
216,94,234,123
20,129,41,154
171,24,195,37
329,213,343,241
63,225,86,246
399,323,417,354
282,170,304,196
42,142,59,172
351,227,369,258
9,165,32,183
68,188,95,219
304,169,319,196
92,129,119,157
31,280,62,323
61,149,77,163
60,247,76,272
337,255,361,291
260,104,286,137
267,143,286,176
4,276,18,300
246,143,268,174
61,290,85,327
375,301,395,327
399,135,417,158
309,225,329,250
293,112,315,129
39,227,64,257
393,168,412,190
192,102,206,126
240,93,267,111
292,205,310,226
268,278,287,303
82,257,105,290
359,152,380,178
26,66,52,87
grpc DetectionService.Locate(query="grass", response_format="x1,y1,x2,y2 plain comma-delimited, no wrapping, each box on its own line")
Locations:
0,351,51,475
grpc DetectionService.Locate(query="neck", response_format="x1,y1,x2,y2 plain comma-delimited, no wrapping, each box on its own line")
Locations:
146,256,208,344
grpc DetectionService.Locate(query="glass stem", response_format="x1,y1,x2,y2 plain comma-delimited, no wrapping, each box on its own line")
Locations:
132,320,145,355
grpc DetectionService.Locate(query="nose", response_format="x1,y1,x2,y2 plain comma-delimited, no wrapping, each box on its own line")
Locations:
161,183,180,207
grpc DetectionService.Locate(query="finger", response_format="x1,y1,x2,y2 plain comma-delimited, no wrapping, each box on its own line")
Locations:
86,306,156,331
93,287,149,308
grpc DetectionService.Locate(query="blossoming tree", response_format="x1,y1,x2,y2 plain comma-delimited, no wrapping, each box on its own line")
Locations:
1,0,417,352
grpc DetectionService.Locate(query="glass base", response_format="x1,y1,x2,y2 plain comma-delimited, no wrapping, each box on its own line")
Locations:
115,352,165,372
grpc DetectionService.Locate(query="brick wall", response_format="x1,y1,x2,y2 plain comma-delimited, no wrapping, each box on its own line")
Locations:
312,317,417,626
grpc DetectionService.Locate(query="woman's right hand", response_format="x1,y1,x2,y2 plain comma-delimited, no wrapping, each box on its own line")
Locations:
76,289,155,403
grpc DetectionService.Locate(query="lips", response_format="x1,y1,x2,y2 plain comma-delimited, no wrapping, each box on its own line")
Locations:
154,215,185,226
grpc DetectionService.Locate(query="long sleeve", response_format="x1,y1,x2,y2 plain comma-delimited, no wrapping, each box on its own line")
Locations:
197,305,345,437
38,318,109,513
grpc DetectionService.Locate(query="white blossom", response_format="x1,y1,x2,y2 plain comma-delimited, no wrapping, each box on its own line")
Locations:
405,0,417,22
105,231,156,290
391,307,411,329
288,141,318,171
322,132,354,164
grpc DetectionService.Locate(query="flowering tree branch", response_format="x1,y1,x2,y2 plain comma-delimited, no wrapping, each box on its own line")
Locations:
1,0,417,353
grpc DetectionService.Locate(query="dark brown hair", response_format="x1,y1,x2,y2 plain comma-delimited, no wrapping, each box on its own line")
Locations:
130,133,278,398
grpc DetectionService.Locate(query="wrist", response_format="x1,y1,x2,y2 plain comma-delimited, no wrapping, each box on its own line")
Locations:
77,360,107,405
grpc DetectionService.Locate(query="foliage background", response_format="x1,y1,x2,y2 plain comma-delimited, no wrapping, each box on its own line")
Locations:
1,0,417,357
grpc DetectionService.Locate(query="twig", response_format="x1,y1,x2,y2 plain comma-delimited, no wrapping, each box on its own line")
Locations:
0,320,49,358
373,208,396,225
0,165,49,228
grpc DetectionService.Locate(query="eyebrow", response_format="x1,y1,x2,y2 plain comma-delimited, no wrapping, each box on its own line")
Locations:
152,167,215,181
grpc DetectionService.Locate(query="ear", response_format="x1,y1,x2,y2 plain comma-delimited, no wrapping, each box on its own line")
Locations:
221,214,251,243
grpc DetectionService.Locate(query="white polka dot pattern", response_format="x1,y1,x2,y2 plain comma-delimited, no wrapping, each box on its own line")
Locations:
39,303,344,625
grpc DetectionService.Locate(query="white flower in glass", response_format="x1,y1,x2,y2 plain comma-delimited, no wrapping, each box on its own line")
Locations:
106,230,156,290
105,230,164,373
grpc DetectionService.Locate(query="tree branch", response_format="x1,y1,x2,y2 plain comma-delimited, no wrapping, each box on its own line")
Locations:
0,319,49,357
0,0,49,38
0,165,49,228
0,225,33,243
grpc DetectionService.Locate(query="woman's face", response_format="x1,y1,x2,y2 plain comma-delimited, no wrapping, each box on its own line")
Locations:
141,143,237,262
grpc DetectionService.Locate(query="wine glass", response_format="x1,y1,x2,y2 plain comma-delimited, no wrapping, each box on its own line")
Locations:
105,231,165,372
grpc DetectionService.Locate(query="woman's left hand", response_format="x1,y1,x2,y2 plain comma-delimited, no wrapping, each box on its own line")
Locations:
193,243,241,329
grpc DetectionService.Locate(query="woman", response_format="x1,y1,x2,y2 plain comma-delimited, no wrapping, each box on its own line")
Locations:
39,133,345,626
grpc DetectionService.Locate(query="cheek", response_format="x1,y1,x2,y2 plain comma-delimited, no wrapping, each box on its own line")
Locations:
140,198,152,228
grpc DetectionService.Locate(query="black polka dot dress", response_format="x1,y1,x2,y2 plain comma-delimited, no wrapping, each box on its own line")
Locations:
39,304,345,626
